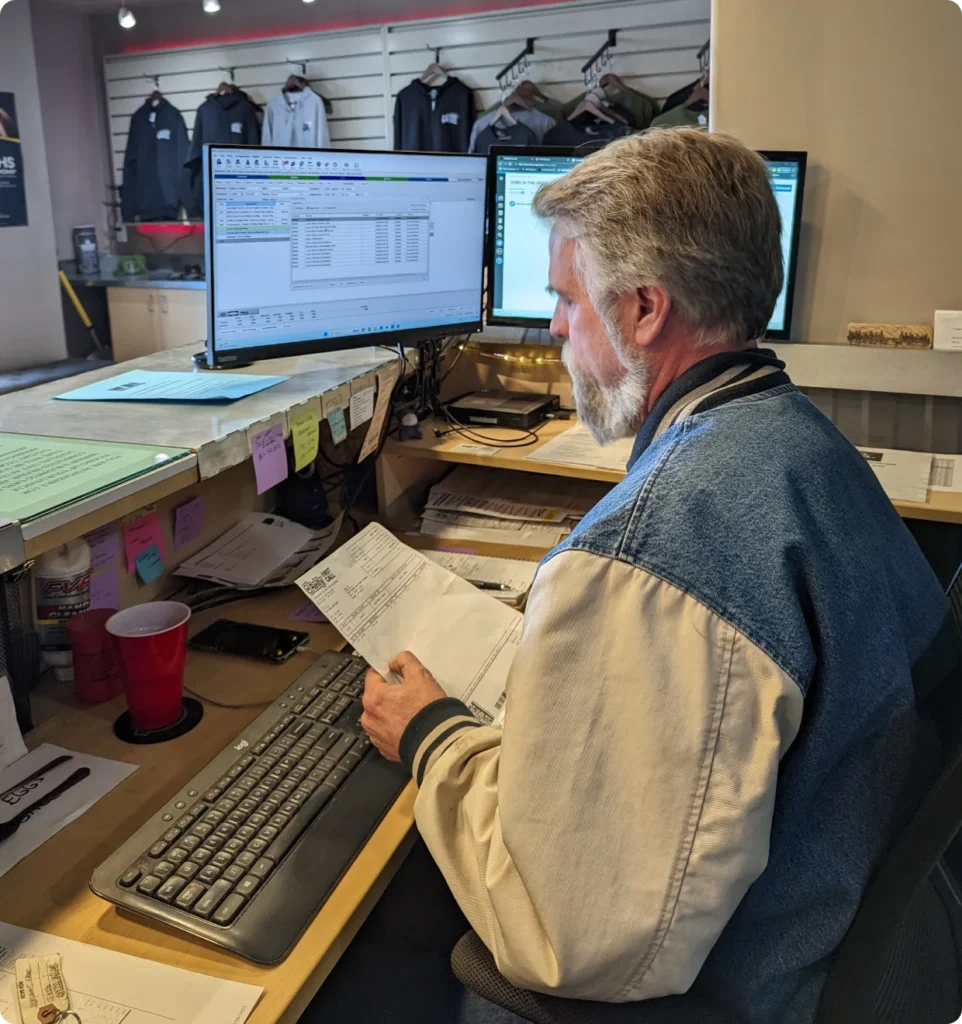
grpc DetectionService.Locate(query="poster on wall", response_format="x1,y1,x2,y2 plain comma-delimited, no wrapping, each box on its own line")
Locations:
0,92,27,228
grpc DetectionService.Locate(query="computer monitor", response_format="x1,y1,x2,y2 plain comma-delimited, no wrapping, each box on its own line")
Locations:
202,145,489,367
486,145,807,341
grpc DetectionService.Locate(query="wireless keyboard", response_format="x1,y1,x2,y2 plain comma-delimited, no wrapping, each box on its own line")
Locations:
90,650,408,964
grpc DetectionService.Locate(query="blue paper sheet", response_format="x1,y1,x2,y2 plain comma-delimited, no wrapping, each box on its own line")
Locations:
56,369,289,403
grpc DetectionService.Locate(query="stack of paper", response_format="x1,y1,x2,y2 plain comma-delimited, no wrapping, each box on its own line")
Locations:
297,524,520,726
423,550,538,604
419,466,608,549
525,422,635,473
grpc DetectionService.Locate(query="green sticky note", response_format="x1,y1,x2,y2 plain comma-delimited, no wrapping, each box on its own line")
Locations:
0,433,190,522
291,408,320,472
135,543,165,584
328,407,348,445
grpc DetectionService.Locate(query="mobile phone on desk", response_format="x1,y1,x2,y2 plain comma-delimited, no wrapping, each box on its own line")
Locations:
188,620,310,664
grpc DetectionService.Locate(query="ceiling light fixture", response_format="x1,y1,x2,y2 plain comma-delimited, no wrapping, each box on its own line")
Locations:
302,0,317,5
203,0,221,12
117,5,136,28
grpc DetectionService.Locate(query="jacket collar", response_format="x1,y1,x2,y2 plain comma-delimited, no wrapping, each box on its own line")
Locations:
628,348,787,469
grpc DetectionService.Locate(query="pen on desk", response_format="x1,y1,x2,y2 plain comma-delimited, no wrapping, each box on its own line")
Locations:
0,754,73,801
466,580,512,592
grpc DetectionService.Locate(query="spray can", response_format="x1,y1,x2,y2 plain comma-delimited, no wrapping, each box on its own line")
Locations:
34,539,91,683
72,225,100,277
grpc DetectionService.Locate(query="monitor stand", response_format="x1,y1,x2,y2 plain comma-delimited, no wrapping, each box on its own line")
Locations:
192,350,252,370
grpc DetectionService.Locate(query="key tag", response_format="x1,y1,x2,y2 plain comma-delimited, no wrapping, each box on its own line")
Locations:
14,955,74,1024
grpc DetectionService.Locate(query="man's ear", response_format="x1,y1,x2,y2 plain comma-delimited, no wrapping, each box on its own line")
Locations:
634,285,673,350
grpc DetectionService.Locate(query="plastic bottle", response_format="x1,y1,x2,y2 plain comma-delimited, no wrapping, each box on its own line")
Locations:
34,539,91,683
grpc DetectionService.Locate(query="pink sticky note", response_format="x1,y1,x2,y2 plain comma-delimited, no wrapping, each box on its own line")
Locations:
251,423,289,495
84,524,121,572
122,511,166,574
289,599,328,623
174,496,205,552
89,567,121,611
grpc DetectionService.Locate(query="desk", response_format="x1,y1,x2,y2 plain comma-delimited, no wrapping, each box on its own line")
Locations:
6,587,417,1024
379,416,962,526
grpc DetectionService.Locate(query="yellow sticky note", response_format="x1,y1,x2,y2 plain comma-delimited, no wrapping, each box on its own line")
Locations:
290,407,320,472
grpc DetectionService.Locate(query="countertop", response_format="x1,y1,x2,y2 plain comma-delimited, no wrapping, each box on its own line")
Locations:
61,258,206,291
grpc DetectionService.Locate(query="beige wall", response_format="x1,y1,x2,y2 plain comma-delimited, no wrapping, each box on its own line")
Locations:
712,0,962,345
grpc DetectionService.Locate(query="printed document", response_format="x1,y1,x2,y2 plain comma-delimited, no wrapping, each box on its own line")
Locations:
857,448,933,503
297,524,521,725
0,921,262,1024
420,509,569,549
176,512,343,589
929,453,962,493
56,369,289,403
423,551,538,604
525,423,634,473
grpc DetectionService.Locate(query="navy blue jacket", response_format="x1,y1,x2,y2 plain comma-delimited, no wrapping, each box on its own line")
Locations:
121,99,193,221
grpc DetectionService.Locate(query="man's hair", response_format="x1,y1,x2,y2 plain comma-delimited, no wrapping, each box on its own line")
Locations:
532,129,784,348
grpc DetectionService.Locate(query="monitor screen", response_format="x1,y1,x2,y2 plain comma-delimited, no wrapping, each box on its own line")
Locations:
487,146,807,341
204,146,488,366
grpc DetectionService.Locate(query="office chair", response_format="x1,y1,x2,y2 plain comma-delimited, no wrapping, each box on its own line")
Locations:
452,568,962,1024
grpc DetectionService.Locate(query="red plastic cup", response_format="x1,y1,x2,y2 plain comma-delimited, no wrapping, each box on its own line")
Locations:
67,609,123,704
106,602,191,731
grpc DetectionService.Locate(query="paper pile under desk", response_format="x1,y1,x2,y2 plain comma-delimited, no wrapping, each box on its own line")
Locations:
297,524,520,726
0,921,262,1024
419,465,608,549
524,422,635,473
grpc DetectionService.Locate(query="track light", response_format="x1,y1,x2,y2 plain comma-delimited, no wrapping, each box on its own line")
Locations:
302,0,317,5
203,0,221,12
118,6,136,27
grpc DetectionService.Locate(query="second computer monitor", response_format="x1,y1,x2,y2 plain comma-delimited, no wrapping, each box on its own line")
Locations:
487,145,806,341
203,146,489,367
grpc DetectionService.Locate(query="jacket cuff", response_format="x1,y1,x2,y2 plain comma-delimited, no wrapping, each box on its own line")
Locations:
400,697,481,785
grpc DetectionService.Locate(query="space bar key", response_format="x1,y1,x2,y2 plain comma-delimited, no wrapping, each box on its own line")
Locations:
264,784,335,862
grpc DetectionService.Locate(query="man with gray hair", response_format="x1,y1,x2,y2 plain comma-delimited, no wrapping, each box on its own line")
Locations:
313,129,949,1023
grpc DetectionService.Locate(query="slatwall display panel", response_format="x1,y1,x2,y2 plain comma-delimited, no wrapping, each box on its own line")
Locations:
104,28,388,195
386,0,710,145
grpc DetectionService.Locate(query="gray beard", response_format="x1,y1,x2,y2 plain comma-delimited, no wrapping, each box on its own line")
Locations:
562,338,649,445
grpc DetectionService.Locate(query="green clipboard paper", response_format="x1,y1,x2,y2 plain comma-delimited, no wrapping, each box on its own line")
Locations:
0,433,192,523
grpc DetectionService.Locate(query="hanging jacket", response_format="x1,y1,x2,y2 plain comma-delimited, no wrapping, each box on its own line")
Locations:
473,120,537,155
542,110,635,147
393,77,474,152
184,90,261,216
262,88,330,148
121,98,193,222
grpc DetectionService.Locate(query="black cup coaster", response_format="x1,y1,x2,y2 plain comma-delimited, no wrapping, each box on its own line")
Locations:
113,698,203,745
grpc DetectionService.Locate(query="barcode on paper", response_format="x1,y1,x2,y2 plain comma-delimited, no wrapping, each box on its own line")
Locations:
494,690,507,711
931,458,955,489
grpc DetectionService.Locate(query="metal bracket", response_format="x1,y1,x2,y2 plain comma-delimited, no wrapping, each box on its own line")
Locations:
496,38,536,90
581,29,618,86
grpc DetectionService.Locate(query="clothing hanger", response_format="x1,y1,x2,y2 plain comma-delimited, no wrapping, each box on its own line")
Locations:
216,81,234,95
599,72,628,92
284,74,306,93
508,80,546,106
149,89,163,107
491,83,519,127
420,45,449,86
567,95,617,124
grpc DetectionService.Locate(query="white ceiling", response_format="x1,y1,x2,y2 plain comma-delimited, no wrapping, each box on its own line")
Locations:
50,0,189,10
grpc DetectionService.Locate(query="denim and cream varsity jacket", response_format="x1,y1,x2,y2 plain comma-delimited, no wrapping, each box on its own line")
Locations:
398,349,948,1022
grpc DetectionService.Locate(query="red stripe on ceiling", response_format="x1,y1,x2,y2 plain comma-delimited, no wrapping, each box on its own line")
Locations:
118,0,560,53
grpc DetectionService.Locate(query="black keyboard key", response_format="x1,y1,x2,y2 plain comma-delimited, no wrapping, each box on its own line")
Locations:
288,767,308,783
320,710,338,725
153,861,175,880
250,857,275,880
247,813,268,830
223,864,246,883
277,779,298,795
258,825,279,842
212,851,234,868
236,874,261,897
280,800,299,815
203,788,221,802
307,768,327,785
227,764,245,779
327,768,349,790
191,848,212,865
226,810,247,827
226,786,246,801
257,755,278,770
268,813,290,829
162,827,182,844
247,766,268,782
214,823,236,839
202,835,225,852
236,777,257,792
191,822,213,839
329,735,356,762
175,814,195,830
246,838,269,855
237,797,259,814
289,790,309,806
180,834,202,852
175,881,207,909
203,810,225,826
252,742,267,755
188,801,208,818
267,767,286,782
264,783,335,864
167,847,189,865
235,825,256,842
340,751,363,772
305,724,325,743
193,879,233,919
137,874,162,895
262,792,284,810
249,785,271,802
290,719,311,738
120,867,142,887
212,893,246,925
234,851,256,870
318,757,338,774
239,754,255,769
157,876,187,903
199,864,222,883
176,861,200,879
148,841,168,858
224,838,246,856
258,777,278,792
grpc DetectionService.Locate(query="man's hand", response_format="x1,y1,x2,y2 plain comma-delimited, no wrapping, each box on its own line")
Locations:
361,651,446,761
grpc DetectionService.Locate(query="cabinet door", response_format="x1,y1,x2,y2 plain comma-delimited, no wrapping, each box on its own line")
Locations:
107,288,161,362
157,290,207,352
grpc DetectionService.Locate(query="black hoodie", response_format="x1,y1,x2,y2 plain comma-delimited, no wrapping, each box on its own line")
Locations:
184,90,261,215
121,98,194,222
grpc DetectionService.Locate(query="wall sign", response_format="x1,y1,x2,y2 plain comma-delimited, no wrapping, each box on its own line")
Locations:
0,93,27,228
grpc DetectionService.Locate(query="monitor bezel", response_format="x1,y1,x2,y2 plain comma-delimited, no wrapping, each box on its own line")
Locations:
484,144,809,342
758,150,807,341
485,145,583,330
204,144,489,368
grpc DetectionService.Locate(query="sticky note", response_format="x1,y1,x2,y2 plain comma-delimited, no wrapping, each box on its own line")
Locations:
290,407,320,472
123,510,165,574
289,599,328,623
251,423,289,494
173,496,205,551
89,567,121,611
328,407,348,445
135,544,165,584
349,386,375,428
84,524,121,572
